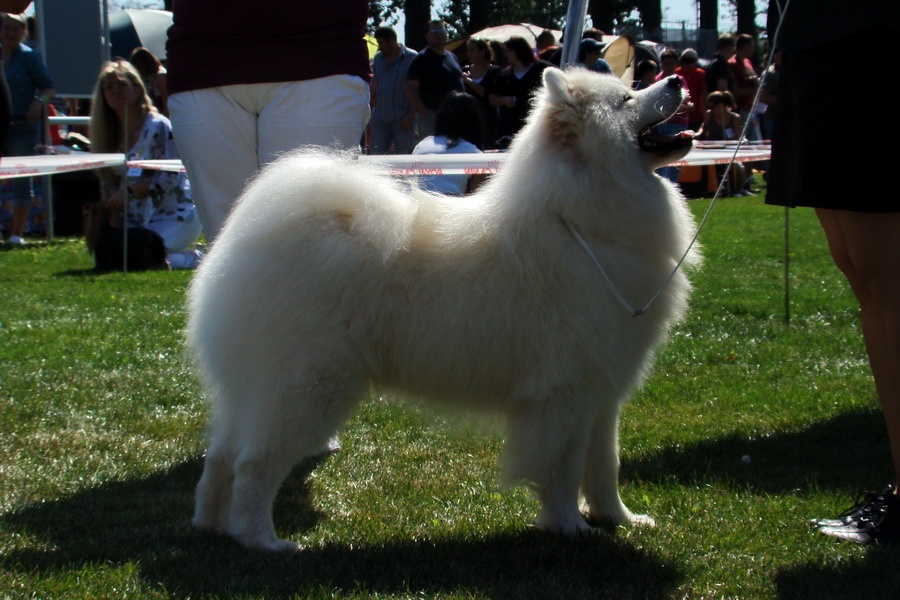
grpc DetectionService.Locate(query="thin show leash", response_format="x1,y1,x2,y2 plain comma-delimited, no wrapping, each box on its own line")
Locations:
565,1,789,318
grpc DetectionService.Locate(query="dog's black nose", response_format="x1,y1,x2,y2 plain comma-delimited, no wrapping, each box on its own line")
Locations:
666,75,681,88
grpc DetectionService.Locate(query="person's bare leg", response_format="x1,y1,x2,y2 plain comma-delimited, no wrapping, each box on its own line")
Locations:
10,204,29,239
816,209,900,488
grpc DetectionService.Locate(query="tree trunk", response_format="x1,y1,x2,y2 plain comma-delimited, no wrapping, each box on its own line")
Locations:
696,0,719,57
465,0,491,33
404,0,431,52
589,0,613,34
736,0,758,35
635,0,663,41
698,0,717,31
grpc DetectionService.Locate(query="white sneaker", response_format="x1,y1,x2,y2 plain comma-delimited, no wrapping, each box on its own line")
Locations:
7,235,25,245
189,248,204,268
167,248,204,270
166,251,187,269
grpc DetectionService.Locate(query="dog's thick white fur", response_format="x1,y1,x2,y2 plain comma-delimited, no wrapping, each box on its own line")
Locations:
187,69,700,551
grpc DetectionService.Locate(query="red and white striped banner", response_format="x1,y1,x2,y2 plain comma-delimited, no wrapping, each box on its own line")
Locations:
0,152,125,179
0,145,771,180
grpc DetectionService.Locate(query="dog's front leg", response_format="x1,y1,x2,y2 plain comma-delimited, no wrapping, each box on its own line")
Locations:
503,399,595,534
580,402,655,527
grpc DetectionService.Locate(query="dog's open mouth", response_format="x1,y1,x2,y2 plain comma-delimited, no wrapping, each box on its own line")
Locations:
638,124,694,154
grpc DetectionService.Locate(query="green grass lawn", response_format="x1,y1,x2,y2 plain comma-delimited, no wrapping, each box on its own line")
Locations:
2,192,898,599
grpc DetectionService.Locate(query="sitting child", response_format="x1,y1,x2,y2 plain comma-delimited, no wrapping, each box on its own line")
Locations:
411,91,487,196
695,90,749,196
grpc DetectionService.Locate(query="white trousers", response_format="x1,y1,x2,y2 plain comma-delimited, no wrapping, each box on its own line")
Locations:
168,75,371,245
147,217,202,253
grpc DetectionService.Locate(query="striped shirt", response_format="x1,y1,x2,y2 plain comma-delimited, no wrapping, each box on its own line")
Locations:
371,45,417,123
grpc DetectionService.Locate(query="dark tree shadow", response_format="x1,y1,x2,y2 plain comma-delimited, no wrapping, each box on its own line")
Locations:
623,408,900,598
625,407,891,496
1,457,678,599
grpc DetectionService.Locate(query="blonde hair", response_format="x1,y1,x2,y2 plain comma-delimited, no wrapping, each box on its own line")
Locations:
90,60,156,189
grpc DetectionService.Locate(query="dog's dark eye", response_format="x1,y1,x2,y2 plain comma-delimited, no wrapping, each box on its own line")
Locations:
622,94,634,105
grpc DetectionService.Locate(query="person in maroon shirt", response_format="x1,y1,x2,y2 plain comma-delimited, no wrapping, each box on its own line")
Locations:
165,0,372,245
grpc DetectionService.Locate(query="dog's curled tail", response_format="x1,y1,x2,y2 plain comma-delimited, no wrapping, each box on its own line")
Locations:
230,147,419,260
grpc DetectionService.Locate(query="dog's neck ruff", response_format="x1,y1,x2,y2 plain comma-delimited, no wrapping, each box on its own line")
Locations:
565,220,689,318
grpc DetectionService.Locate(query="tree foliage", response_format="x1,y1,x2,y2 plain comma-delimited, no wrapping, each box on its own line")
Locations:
589,0,636,34
412,1,689,43
436,0,570,39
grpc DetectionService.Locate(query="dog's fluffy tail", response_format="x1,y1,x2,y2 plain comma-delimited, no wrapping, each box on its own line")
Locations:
225,147,418,261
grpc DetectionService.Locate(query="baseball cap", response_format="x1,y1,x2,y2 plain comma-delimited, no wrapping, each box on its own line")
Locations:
580,38,603,54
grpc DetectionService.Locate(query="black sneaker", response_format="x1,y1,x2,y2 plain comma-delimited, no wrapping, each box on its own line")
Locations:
815,485,900,544
812,485,895,528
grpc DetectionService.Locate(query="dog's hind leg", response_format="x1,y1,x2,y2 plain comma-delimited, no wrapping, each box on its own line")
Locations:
224,367,366,551
502,399,594,534
193,421,237,534
580,401,655,527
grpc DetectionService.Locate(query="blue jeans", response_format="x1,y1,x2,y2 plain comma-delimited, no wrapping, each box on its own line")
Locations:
369,119,416,155
6,121,38,207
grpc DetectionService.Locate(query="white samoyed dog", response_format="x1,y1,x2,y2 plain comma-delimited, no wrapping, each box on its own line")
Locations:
187,69,700,551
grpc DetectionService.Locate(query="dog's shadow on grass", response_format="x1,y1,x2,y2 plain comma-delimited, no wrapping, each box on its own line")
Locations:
1,457,679,598
2,410,894,598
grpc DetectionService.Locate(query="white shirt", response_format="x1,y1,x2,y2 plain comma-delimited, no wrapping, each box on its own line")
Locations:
411,135,482,195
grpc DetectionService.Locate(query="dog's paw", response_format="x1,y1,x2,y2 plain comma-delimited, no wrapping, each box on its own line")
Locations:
532,519,615,538
628,513,656,527
260,538,302,553
582,506,656,529
534,511,597,536
227,527,302,552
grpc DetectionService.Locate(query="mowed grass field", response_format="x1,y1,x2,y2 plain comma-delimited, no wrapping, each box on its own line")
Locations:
2,191,899,599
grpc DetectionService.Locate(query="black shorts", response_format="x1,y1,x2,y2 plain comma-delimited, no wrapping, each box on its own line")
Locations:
765,31,898,213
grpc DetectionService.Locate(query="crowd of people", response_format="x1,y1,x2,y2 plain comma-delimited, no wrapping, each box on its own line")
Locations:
376,20,612,155
1,11,785,252
369,24,785,198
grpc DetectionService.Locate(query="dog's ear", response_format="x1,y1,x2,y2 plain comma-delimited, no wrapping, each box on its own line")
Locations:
540,68,585,157
543,68,574,106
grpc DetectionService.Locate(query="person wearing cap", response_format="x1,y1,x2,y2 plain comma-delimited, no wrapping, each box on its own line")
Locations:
1,11,55,245
676,48,707,132
578,38,612,74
